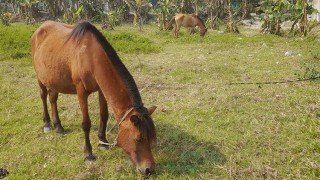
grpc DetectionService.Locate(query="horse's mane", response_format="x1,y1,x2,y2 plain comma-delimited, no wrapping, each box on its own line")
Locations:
191,14,206,28
67,21,156,142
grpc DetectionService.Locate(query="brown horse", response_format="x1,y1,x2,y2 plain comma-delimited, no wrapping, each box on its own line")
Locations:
166,13,207,37
32,21,157,176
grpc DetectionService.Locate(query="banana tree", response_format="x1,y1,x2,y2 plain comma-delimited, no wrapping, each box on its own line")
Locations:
205,0,225,30
242,0,249,19
154,0,178,30
19,0,39,24
259,0,291,35
225,0,239,33
124,0,150,31
1,12,11,26
63,4,83,24
101,6,124,30
289,0,317,36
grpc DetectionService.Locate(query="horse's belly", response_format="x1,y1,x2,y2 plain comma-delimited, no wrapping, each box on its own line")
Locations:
40,75,76,94
38,72,77,94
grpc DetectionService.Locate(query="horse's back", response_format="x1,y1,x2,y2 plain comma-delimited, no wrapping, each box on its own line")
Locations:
32,21,71,47
32,21,78,94
174,14,197,27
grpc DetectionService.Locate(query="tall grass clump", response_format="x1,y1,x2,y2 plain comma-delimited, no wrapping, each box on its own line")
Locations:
0,24,37,61
102,31,161,54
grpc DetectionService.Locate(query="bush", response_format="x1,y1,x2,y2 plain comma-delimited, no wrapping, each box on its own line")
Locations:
1,12,11,26
103,31,161,54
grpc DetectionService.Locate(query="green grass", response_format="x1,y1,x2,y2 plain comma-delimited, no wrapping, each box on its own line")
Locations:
0,23,320,179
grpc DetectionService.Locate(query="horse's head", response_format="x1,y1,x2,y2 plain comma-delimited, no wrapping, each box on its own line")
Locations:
117,106,157,177
200,28,207,37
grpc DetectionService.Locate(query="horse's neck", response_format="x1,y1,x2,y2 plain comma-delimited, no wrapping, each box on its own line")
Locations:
93,57,132,121
197,20,205,30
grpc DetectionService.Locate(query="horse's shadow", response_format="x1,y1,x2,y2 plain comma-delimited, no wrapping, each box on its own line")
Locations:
54,115,226,177
154,123,226,177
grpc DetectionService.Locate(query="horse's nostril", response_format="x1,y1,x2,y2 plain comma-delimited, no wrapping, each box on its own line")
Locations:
145,167,151,176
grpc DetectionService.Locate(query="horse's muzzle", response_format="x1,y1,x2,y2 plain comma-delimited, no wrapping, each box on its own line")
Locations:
138,165,155,177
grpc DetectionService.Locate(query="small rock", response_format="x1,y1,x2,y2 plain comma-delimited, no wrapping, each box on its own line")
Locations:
285,51,294,56
261,43,268,47
197,55,207,60
161,108,167,112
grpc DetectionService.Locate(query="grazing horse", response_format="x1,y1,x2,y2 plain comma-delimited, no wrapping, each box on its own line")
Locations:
166,13,207,37
32,21,157,176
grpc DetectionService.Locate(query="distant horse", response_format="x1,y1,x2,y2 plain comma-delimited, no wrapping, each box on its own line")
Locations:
166,13,207,37
32,21,157,176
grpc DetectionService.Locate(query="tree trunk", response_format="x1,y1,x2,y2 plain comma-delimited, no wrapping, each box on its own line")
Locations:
302,0,308,36
226,0,239,33
181,0,193,14
195,0,198,15
161,12,166,31
242,0,249,19
46,0,59,18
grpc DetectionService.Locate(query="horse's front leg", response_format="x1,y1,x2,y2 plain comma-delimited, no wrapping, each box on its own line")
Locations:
175,25,181,38
98,90,110,150
190,27,196,34
76,85,96,161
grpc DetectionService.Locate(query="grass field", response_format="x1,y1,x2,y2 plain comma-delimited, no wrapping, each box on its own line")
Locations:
0,22,320,179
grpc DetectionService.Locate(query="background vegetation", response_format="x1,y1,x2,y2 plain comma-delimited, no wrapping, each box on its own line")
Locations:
0,0,318,35
0,21,320,179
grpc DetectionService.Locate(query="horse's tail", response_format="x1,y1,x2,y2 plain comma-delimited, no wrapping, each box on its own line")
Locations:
165,17,175,31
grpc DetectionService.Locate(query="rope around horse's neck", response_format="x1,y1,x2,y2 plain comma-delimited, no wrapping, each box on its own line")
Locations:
99,107,134,149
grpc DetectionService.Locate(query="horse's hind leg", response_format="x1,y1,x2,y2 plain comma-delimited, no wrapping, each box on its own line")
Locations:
38,80,52,133
48,89,65,134
97,90,109,150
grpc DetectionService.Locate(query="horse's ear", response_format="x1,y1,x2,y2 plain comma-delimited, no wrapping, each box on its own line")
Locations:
148,106,157,115
130,115,140,125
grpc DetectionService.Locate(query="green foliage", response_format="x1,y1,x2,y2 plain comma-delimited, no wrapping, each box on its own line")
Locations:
18,0,39,24
225,0,240,34
298,64,320,80
100,6,124,30
289,0,318,36
102,31,161,53
154,0,178,30
259,0,291,35
18,0,39,7
0,24,36,59
0,12,11,26
63,5,82,24
206,16,224,30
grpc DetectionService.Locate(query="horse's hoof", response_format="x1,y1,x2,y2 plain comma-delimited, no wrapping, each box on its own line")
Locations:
98,143,110,150
43,127,51,133
85,154,96,162
56,127,65,134
0,168,9,179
